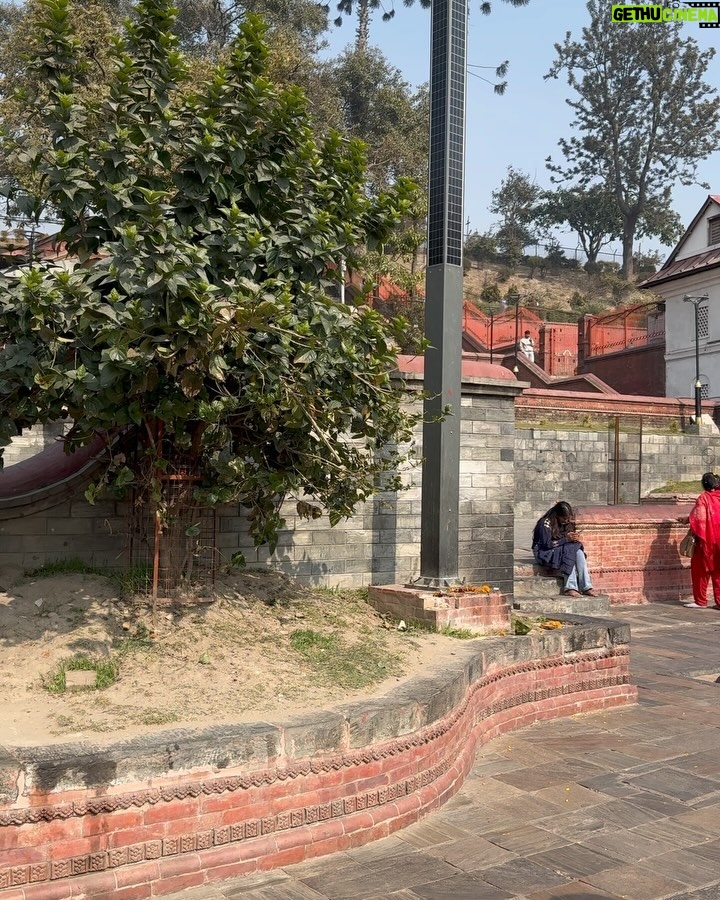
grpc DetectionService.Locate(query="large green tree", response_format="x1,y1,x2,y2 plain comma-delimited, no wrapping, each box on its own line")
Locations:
489,166,540,259
546,0,720,278
0,0,337,225
0,0,418,554
533,185,623,266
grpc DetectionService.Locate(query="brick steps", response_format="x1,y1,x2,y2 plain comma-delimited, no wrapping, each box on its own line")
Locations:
513,552,610,616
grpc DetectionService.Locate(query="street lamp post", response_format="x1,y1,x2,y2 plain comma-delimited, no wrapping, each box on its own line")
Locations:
510,291,520,374
683,293,709,424
489,309,495,364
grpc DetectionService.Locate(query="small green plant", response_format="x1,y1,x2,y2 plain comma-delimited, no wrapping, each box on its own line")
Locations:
437,624,475,639
42,654,118,693
512,617,533,635
28,559,102,578
115,621,155,655
111,565,152,598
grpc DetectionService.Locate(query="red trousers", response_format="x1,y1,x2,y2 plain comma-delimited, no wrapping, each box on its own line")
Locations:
690,543,720,607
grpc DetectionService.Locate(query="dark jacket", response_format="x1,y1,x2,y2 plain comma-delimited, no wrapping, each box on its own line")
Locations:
532,513,583,575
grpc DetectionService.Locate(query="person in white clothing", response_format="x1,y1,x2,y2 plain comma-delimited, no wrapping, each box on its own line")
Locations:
518,330,535,363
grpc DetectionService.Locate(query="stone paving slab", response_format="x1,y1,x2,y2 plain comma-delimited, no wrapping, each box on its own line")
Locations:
161,603,720,900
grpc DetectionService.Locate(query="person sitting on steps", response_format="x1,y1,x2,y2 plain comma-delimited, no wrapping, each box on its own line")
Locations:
532,501,598,598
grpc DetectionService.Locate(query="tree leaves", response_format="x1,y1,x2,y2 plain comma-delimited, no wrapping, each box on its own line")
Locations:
0,0,420,550
546,0,720,277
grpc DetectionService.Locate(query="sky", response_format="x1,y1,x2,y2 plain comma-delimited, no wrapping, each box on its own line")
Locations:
321,1,720,265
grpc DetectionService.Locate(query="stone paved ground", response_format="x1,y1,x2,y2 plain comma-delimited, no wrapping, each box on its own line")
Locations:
163,601,720,900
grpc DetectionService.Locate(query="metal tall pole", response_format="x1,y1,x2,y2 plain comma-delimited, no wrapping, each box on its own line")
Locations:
417,0,467,587
683,294,708,424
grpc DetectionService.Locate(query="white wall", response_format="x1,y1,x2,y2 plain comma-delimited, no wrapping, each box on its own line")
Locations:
675,198,720,260
662,271,720,398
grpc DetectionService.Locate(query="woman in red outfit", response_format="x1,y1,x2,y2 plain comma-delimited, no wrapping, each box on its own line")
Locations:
686,472,720,608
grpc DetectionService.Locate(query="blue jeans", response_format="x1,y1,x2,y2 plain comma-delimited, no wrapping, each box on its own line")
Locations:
564,548,592,592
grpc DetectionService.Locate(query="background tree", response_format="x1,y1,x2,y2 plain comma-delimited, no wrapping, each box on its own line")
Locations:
489,166,540,261
546,0,720,279
533,184,623,267
0,0,419,557
331,48,428,195
464,230,498,265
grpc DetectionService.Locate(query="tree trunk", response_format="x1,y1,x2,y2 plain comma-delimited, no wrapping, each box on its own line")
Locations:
621,218,637,280
356,0,370,52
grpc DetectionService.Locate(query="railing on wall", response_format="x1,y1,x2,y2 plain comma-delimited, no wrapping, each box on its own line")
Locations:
586,301,665,358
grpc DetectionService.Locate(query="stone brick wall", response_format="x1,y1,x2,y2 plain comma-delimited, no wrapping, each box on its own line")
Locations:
217,377,520,595
0,375,522,596
514,426,720,519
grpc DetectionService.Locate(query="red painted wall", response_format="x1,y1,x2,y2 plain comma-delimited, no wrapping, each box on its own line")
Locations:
577,502,693,605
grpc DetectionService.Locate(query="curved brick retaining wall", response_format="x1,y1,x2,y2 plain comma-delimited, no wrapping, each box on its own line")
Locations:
0,616,636,899
577,502,693,605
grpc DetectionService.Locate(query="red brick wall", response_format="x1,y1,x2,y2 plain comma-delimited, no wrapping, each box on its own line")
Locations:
576,502,693,604
0,628,635,898
516,389,712,428
577,344,666,397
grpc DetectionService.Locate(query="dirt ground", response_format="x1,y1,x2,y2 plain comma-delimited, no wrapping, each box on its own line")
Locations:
0,569,462,747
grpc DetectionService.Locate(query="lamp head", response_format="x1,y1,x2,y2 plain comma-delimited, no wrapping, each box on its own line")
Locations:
684,293,709,305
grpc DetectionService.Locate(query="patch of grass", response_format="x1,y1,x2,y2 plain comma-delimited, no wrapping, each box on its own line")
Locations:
42,653,118,693
134,709,179,726
289,628,402,690
650,479,700,494
438,624,475,639
111,564,152,597
290,629,335,653
384,617,475,639
114,621,155,655
27,559,152,599
29,559,103,578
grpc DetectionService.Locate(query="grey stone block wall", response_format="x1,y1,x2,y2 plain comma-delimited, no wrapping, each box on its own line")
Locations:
5,389,716,594
218,378,521,596
0,378,522,597
515,426,720,520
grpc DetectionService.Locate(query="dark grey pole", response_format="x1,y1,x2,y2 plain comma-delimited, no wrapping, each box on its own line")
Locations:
694,302,701,423
683,294,708,424
417,0,467,587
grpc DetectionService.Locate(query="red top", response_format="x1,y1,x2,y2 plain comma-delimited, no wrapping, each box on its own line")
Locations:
689,490,720,566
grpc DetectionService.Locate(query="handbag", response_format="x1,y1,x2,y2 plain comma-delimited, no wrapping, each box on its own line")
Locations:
679,529,696,558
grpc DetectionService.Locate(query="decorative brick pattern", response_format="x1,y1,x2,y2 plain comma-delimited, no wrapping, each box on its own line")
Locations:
0,631,634,897
127,844,145,864
108,848,127,868
162,837,180,856
10,868,27,886
29,864,49,883
70,856,88,876
145,840,162,860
